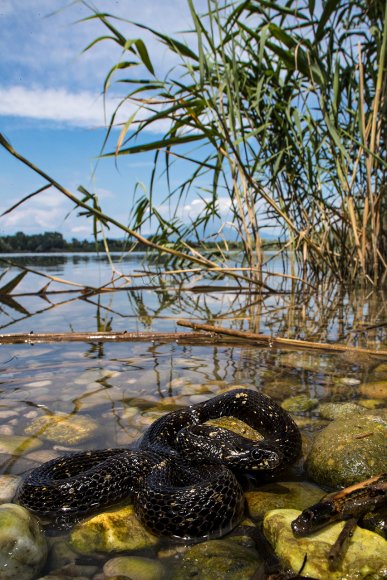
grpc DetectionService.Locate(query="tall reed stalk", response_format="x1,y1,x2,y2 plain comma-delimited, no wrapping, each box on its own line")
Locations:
84,0,386,286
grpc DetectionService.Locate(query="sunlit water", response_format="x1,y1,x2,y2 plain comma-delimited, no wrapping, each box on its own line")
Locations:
0,254,386,577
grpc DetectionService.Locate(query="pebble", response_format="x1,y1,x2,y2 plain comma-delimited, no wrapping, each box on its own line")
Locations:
0,503,47,579
74,369,120,385
0,410,18,419
189,394,213,404
24,413,99,444
0,425,14,435
103,556,165,580
24,380,52,387
338,377,361,386
24,410,40,419
0,475,21,503
24,449,60,463
0,434,42,455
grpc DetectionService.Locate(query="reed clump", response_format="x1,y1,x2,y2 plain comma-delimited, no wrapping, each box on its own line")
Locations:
84,0,386,287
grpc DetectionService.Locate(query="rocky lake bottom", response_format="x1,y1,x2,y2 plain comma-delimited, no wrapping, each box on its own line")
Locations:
0,341,386,579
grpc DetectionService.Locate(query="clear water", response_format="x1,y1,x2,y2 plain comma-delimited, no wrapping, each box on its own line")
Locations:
0,253,386,578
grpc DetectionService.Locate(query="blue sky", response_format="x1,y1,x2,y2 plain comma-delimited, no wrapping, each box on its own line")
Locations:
0,0,217,240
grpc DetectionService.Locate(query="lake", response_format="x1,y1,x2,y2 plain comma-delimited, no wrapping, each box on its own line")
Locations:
0,253,386,578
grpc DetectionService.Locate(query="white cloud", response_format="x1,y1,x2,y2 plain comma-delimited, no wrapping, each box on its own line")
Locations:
0,86,118,127
0,85,172,131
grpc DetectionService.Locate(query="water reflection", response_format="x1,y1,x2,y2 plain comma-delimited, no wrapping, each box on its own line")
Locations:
0,253,385,348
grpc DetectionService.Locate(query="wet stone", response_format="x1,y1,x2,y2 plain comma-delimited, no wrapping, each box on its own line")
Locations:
359,381,387,400
24,449,60,464
103,556,165,580
46,538,79,571
245,481,324,520
277,352,336,373
74,369,121,385
39,562,98,579
171,538,262,580
0,474,20,503
337,377,361,386
318,401,367,420
281,395,318,413
0,425,14,435
24,413,99,444
0,410,18,419
70,505,158,554
358,398,385,409
0,434,42,455
25,380,52,387
261,379,305,401
263,508,387,580
0,503,48,580
306,414,387,487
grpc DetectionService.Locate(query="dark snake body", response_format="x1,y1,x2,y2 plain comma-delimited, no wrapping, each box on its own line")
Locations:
17,388,301,540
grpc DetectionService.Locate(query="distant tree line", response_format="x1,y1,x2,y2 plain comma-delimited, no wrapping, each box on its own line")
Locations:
0,231,280,253
0,231,130,253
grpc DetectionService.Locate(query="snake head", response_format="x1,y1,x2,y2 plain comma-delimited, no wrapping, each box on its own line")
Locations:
224,441,282,471
291,501,337,536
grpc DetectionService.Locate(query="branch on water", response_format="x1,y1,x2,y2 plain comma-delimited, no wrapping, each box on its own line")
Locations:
0,330,220,345
176,320,387,357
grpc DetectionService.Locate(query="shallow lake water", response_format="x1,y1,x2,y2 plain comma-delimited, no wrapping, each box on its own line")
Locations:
0,254,386,578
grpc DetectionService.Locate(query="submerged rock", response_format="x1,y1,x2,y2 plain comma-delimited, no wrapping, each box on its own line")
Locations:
171,538,261,580
0,434,42,455
24,413,99,444
306,414,387,487
359,381,387,400
103,556,165,579
281,395,318,414
246,481,324,519
70,505,158,554
318,402,366,420
0,503,47,580
263,508,387,580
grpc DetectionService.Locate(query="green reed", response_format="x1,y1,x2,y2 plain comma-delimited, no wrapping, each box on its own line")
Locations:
82,0,386,286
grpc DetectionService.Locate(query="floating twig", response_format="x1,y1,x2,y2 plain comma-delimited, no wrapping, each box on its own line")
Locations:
177,320,387,356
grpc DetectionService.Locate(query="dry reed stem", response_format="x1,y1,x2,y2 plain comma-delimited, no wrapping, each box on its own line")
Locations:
177,320,387,356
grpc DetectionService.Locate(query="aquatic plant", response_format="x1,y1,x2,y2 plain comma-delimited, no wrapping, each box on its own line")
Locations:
84,0,387,286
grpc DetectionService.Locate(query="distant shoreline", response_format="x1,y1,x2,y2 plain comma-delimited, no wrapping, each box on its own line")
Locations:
0,231,283,254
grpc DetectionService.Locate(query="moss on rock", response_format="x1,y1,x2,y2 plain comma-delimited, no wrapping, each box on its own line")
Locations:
70,505,158,554
306,414,387,487
264,508,387,580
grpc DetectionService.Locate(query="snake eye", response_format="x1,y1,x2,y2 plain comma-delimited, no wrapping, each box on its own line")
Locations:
251,449,263,461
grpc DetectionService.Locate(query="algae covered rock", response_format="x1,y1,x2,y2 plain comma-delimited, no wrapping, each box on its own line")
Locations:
306,414,387,487
246,481,324,519
0,503,48,580
359,380,387,400
103,556,165,579
263,508,387,580
318,402,366,420
171,538,261,580
70,505,158,554
281,395,318,414
25,413,99,444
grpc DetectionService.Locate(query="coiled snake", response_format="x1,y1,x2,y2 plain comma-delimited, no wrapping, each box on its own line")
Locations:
17,388,301,540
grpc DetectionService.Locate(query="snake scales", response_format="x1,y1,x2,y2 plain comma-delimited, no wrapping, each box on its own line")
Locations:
17,388,302,540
